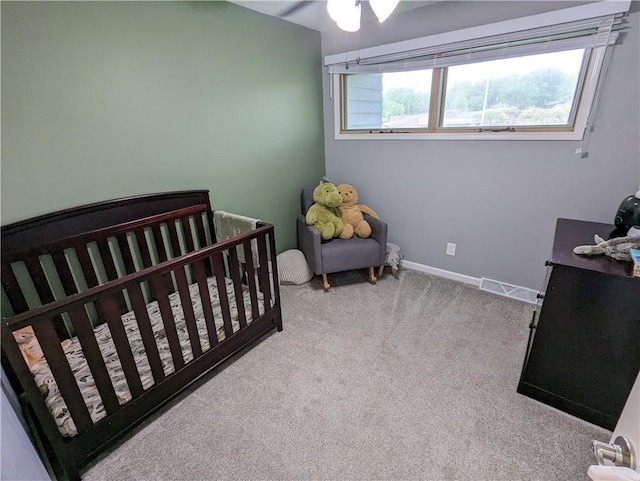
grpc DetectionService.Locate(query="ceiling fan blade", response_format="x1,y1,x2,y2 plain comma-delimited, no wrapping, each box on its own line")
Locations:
279,1,313,17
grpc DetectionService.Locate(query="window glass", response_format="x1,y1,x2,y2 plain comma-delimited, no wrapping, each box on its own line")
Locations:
441,49,586,129
344,70,432,130
344,74,383,130
381,70,432,129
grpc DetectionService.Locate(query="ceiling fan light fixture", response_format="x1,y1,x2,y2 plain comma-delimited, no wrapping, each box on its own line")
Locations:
369,0,400,23
328,0,362,32
327,0,341,22
336,2,361,32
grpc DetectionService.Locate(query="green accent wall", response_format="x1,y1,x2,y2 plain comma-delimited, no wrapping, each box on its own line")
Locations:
1,1,325,251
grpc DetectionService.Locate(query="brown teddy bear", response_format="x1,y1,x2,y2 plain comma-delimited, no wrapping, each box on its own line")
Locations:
336,183,379,239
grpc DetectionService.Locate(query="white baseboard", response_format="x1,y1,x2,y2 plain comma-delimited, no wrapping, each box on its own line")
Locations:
401,260,481,287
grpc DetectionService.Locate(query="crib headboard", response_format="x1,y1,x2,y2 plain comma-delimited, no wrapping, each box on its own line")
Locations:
1,191,214,325
2,190,212,253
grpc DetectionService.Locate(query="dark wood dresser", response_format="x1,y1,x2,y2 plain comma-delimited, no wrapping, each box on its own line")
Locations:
517,218,640,430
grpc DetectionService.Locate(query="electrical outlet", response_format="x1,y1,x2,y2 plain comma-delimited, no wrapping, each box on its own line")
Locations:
446,243,456,256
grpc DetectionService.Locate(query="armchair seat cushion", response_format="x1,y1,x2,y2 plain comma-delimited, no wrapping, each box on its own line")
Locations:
320,237,382,275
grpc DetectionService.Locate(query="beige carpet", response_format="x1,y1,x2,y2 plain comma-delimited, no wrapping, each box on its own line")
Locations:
82,268,609,481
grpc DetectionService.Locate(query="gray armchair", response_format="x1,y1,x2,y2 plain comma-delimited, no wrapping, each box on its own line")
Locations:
297,186,388,290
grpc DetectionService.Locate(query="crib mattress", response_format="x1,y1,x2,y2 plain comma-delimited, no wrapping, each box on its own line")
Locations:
26,276,264,437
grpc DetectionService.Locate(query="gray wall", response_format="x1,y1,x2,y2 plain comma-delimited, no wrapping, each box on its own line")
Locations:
1,1,326,252
322,1,640,290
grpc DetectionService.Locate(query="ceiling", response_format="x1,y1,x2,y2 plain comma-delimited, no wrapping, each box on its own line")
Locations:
228,1,439,32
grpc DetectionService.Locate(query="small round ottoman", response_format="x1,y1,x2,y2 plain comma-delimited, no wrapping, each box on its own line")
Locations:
276,249,314,285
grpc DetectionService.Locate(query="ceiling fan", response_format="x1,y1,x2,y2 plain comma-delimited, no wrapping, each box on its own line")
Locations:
278,1,316,18
279,0,401,32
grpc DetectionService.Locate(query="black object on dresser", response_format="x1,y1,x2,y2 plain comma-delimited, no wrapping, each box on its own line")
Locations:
518,218,640,430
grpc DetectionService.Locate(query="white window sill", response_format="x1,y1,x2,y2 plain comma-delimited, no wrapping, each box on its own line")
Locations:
334,130,585,141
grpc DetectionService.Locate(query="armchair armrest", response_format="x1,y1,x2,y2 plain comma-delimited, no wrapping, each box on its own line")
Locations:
297,215,323,275
365,215,388,266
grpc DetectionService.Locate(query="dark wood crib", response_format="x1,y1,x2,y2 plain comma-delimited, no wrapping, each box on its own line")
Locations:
1,190,282,480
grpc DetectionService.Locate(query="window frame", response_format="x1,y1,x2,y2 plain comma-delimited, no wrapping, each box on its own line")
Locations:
333,45,605,141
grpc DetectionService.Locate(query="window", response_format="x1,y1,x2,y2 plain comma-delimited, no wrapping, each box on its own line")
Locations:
326,2,630,140
341,49,588,134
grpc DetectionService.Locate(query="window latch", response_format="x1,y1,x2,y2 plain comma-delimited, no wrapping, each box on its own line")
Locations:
368,130,411,134
478,127,516,133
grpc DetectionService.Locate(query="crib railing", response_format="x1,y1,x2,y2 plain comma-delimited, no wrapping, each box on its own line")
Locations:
2,204,213,339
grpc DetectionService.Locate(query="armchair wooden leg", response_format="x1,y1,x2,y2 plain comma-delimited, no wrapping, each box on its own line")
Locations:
377,265,385,277
321,273,330,291
368,266,377,285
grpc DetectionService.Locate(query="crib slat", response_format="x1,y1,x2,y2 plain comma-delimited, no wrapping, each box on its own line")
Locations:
194,214,208,250
166,221,182,259
195,214,213,277
151,225,168,263
23,257,68,339
256,235,271,307
180,217,195,253
67,306,121,415
50,250,78,297
128,283,165,383
212,253,234,339
32,319,94,434
99,295,144,399
23,256,55,305
96,240,119,282
149,226,173,294
193,261,218,347
242,240,260,320
1,262,30,314
96,239,128,313
116,236,136,276
174,266,202,358
227,248,247,329
74,242,100,288
73,242,110,327
134,230,154,269
149,276,185,371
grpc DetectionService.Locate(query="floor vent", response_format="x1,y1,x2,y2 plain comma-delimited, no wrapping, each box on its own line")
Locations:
479,278,539,305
